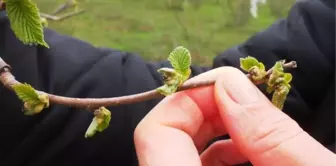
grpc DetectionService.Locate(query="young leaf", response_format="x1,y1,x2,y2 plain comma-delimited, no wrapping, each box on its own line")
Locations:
272,61,284,72
248,66,267,82
266,85,275,94
167,46,191,78
12,83,40,104
85,117,99,138
157,46,192,96
85,107,111,138
271,84,290,110
267,61,284,87
6,0,49,47
156,82,180,96
156,68,182,96
23,102,45,115
284,73,292,83
38,93,50,108
12,83,50,115
95,107,111,132
240,56,265,72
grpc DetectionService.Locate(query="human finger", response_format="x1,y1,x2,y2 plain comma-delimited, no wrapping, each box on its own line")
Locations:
201,139,248,166
134,67,239,166
214,67,336,166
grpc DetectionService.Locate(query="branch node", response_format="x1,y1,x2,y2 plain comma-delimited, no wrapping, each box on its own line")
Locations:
0,58,11,73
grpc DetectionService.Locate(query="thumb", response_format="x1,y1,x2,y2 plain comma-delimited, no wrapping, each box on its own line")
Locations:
214,68,336,166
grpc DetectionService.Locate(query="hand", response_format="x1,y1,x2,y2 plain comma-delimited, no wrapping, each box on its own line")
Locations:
134,67,336,166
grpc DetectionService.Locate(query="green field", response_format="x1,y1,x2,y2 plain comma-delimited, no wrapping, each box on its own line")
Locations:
34,0,294,65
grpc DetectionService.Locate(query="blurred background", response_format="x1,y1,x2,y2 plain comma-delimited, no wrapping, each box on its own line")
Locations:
35,0,295,66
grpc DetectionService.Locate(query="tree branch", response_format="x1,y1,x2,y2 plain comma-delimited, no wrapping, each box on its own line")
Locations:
52,0,76,15
0,57,297,111
40,10,85,21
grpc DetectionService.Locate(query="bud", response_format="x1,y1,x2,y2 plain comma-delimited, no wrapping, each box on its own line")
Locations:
38,93,50,108
33,103,45,114
96,117,104,125
23,102,46,115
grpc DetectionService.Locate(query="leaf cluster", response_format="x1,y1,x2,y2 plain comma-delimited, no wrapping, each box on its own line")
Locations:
267,61,292,110
240,57,293,110
156,46,192,96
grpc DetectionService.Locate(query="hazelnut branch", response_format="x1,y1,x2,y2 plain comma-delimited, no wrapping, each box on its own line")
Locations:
0,57,297,111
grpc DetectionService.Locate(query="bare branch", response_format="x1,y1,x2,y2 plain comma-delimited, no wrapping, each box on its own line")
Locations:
0,57,297,111
52,0,75,15
40,10,85,21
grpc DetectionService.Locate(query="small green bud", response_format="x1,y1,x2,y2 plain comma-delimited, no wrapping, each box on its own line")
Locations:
248,66,266,82
85,107,112,138
23,102,45,115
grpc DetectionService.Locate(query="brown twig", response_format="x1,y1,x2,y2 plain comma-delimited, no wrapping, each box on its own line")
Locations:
52,0,76,15
0,57,297,110
40,10,85,21
52,3,69,15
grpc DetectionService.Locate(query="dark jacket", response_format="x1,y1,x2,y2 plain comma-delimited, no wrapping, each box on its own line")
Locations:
0,0,334,165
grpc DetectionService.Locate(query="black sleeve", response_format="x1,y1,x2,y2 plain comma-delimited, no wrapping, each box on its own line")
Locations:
213,0,335,154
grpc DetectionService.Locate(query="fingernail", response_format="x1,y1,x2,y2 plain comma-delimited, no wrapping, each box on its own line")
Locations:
219,71,260,105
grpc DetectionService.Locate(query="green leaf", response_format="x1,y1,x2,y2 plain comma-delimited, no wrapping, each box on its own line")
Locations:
283,73,292,83
157,83,180,96
240,56,265,72
84,117,99,138
23,102,45,115
267,61,285,87
157,68,180,85
271,85,290,110
12,83,49,115
266,85,275,94
248,66,267,82
85,107,111,138
272,61,284,73
96,107,111,132
157,46,192,96
12,83,40,104
156,68,183,96
167,46,191,77
6,0,49,47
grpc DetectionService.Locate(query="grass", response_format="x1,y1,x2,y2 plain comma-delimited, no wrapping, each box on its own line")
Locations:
34,0,294,66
